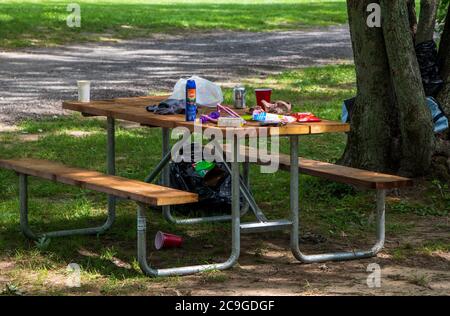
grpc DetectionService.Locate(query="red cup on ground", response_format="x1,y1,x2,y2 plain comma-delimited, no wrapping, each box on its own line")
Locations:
154,231,183,250
255,88,272,107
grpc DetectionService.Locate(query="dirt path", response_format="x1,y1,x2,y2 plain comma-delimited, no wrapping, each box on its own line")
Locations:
0,26,352,124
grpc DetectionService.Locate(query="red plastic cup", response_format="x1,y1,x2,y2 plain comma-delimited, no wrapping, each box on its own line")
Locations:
255,88,272,107
154,231,183,250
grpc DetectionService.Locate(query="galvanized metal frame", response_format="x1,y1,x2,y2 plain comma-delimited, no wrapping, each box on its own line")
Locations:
17,117,117,240
288,135,386,263
136,135,241,276
140,130,387,269
14,118,387,278
19,174,116,239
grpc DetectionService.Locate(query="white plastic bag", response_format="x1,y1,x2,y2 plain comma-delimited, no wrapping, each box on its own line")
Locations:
169,75,223,107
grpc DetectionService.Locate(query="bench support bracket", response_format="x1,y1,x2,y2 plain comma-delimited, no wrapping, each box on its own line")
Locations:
18,173,115,240
288,135,386,263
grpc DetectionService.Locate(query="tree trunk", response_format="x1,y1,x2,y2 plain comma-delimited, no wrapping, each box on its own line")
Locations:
342,0,434,177
438,5,450,115
341,0,395,172
438,4,450,81
380,0,434,175
416,0,440,44
437,66,450,117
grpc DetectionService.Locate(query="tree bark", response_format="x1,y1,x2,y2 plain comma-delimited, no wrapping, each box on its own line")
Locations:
407,0,418,38
438,83,450,116
343,0,439,177
438,4,450,80
416,0,440,44
438,6,450,115
341,0,395,172
380,0,434,175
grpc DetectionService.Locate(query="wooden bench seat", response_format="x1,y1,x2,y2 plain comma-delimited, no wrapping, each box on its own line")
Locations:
222,145,413,190
0,158,198,206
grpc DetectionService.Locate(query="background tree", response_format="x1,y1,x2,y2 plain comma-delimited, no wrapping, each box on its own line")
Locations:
438,2,450,103
342,0,450,179
416,0,440,44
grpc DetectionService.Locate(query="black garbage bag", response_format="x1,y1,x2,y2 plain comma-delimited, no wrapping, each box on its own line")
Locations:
415,40,444,97
168,143,243,215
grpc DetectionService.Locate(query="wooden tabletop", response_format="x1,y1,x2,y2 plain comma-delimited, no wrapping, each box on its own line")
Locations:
63,96,350,137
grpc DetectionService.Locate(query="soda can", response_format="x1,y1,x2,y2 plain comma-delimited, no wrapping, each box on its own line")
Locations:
233,85,246,109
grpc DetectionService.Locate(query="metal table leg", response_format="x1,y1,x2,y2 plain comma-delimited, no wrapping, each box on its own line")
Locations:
136,136,241,276
289,135,386,263
241,162,250,214
105,116,116,230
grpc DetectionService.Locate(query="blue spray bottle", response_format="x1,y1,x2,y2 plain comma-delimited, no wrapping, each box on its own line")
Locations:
185,79,197,121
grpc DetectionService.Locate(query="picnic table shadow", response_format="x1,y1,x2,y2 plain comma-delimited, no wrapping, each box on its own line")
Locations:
0,209,246,279
2,209,447,284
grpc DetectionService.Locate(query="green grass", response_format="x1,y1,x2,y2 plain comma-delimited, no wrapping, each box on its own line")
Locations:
391,238,450,260
0,0,348,49
0,64,448,294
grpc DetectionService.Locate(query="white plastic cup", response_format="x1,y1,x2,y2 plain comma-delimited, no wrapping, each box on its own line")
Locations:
77,80,91,102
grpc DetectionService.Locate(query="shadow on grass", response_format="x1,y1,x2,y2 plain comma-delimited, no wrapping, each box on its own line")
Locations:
0,208,242,279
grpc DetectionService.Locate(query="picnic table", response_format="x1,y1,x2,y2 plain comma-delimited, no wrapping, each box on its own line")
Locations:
0,95,414,278
61,95,361,275
59,96,412,276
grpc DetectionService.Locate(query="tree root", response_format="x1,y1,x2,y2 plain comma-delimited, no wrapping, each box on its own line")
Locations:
435,137,450,156
432,137,450,181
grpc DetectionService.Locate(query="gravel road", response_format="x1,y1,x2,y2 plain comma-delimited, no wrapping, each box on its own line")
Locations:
0,26,352,124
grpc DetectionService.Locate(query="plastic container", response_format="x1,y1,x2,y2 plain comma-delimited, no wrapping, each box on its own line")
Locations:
154,231,183,250
255,88,272,107
252,111,296,124
193,161,215,177
77,80,91,103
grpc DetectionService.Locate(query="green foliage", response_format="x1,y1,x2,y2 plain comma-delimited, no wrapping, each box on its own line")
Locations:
34,236,51,252
0,284,24,296
201,269,228,283
408,274,431,288
438,0,449,30
391,239,450,262
420,240,450,254
390,200,449,216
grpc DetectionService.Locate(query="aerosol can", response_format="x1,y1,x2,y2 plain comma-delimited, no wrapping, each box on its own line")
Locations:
185,79,197,121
